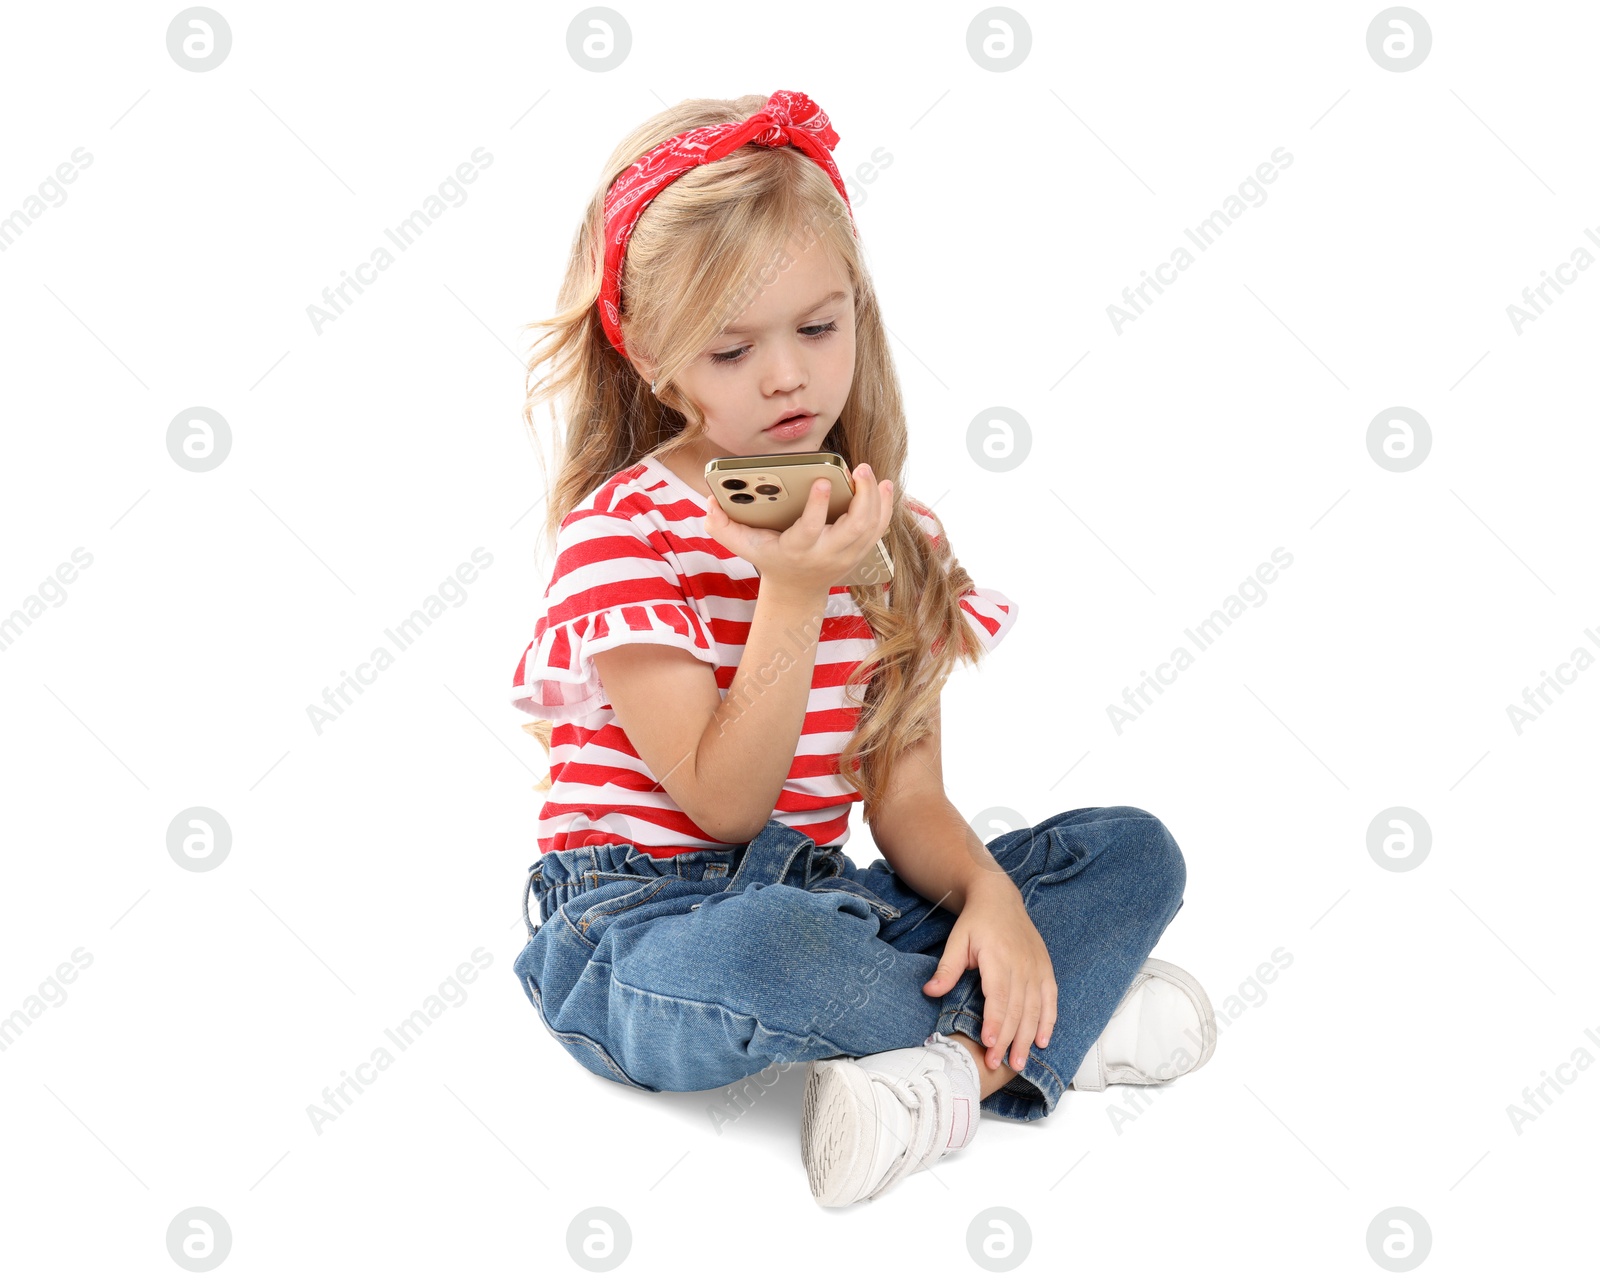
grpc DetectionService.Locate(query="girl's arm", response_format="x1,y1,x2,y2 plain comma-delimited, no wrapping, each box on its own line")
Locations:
592,574,832,843
865,698,1013,914
870,698,1054,1072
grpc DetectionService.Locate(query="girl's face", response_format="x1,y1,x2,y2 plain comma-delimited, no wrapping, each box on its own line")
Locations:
655,233,856,472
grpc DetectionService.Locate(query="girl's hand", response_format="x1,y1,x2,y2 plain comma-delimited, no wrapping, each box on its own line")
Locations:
923,877,1058,1072
704,462,892,596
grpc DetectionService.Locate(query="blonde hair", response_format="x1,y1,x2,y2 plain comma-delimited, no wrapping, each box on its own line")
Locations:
518,93,997,820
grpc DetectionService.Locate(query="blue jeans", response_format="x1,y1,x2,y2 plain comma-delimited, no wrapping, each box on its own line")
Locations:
512,806,1187,1122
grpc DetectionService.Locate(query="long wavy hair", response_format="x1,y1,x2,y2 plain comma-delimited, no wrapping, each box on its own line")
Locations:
517,93,997,820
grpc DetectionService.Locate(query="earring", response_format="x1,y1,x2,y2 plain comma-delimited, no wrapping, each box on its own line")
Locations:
651,379,657,394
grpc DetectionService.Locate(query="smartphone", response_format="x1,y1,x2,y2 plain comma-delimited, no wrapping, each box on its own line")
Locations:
704,450,895,587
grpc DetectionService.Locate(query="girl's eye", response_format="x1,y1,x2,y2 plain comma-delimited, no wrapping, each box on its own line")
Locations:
709,320,838,366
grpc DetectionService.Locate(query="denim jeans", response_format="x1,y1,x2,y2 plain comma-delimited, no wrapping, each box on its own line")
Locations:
512,805,1187,1122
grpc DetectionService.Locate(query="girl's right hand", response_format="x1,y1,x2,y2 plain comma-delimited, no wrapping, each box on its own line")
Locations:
704,462,893,596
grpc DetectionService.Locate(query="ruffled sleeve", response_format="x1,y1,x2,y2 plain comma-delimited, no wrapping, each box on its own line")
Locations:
953,583,1019,654
904,497,1019,656
510,510,717,721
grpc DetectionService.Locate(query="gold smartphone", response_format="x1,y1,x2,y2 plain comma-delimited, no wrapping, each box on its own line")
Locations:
704,450,895,587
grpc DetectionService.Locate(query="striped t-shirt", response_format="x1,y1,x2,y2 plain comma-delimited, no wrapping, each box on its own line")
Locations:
509,453,1017,858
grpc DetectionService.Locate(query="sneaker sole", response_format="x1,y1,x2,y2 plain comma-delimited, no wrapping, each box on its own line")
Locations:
800,1058,879,1207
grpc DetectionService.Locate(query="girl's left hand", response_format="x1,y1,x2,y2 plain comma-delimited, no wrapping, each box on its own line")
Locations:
923,877,1057,1072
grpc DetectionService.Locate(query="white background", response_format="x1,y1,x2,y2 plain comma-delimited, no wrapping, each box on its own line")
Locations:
2,0,1596,1273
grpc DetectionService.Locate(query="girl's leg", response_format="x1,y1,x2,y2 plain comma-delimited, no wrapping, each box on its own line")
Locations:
512,823,968,1095
512,807,1186,1119
842,804,1189,1122
944,1031,1020,1099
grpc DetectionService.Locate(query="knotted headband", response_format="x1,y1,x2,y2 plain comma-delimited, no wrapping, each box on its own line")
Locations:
596,89,859,363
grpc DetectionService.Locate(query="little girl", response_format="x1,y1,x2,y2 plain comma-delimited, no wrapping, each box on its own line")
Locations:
509,89,1218,1209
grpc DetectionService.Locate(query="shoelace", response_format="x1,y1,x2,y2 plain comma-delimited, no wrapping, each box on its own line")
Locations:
865,1069,946,1200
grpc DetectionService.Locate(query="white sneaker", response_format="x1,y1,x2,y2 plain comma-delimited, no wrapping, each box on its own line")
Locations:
800,1032,981,1207
1070,957,1217,1091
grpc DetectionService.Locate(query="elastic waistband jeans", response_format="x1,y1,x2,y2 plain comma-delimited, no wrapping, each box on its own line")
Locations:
513,805,1187,1123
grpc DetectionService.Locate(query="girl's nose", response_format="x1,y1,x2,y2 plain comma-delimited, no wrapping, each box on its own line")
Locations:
761,350,806,394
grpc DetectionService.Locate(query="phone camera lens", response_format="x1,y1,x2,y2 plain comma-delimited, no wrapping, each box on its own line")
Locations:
730,492,754,504
721,478,747,490
755,483,780,496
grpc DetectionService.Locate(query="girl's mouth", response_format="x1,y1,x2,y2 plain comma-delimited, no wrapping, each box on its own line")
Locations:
765,413,815,438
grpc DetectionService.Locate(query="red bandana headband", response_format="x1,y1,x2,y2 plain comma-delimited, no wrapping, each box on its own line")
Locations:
597,89,858,363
